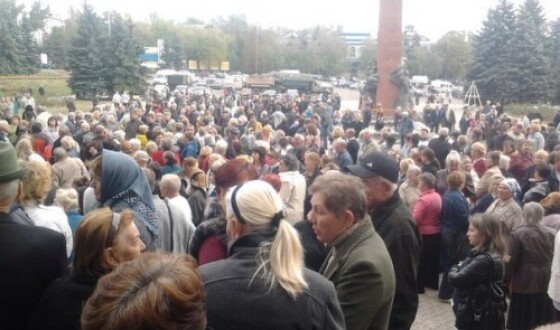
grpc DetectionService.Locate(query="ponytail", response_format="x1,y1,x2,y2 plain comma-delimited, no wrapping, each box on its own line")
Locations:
268,219,308,298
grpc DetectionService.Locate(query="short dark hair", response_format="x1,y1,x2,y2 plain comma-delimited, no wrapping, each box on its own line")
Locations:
281,154,300,171
535,163,552,179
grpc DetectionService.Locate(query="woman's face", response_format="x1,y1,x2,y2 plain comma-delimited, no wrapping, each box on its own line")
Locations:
521,143,532,155
252,152,260,163
490,179,503,195
497,184,513,201
461,159,472,171
92,176,101,201
48,119,56,127
110,222,145,265
447,160,459,172
305,157,317,173
467,224,484,247
503,144,513,155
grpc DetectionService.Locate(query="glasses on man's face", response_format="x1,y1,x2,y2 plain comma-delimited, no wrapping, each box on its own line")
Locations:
104,212,122,248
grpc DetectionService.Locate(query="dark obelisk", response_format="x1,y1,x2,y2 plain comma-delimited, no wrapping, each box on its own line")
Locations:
376,0,403,117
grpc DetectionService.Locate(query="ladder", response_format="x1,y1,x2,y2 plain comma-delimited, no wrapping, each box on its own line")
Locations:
463,82,482,108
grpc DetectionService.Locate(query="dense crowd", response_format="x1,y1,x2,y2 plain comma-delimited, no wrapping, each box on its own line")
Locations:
1,87,560,330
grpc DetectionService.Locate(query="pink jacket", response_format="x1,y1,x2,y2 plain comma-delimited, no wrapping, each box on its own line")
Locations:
413,189,442,235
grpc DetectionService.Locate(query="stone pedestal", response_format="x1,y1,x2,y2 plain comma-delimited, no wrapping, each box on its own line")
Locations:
376,0,403,117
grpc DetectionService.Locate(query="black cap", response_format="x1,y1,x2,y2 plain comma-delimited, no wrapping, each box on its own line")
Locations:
344,151,399,183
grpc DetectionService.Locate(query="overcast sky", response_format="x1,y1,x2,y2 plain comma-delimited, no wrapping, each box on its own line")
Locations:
27,0,560,41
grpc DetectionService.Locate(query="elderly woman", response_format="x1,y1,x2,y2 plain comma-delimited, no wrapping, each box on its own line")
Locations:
81,253,204,330
485,178,523,237
471,175,505,215
510,140,534,184
399,164,421,211
201,180,345,330
19,160,73,258
470,142,488,178
29,208,145,330
460,155,480,192
476,150,502,199
51,147,89,188
308,172,395,329
523,163,552,204
542,193,560,231
190,159,258,265
438,171,470,301
60,135,80,159
521,149,548,193
15,138,44,162
506,203,558,330
420,148,441,176
528,123,545,152
448,214,507,330
413,172,442,293
436,151,476,199
187,170,207,227
54,187,83,233
90,150,159,251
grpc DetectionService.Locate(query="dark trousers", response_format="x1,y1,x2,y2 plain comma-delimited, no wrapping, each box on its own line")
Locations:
417,233,441,292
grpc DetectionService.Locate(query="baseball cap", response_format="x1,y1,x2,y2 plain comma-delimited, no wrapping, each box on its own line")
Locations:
344,151,399,183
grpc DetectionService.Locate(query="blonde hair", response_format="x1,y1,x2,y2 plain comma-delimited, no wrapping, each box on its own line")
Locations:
225,180,307,298
470,142,487,156
18,160,52,205
15,138,34,160
54,187,79,211
61,135,77,150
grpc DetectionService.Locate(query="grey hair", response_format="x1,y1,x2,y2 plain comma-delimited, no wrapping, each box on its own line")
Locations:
407,164,421,175
160,174,181,193
499,155,511,170
523,202,544,226
53,147,68,160
0,180,19,201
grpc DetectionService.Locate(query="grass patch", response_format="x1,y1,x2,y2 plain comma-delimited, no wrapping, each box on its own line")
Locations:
505,103,558,122
0,70,93,114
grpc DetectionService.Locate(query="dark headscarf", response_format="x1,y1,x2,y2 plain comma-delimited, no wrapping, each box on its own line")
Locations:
100,150,159,237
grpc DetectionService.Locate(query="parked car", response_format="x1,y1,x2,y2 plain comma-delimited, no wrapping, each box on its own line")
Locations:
187,86,212,96
173,85,189,95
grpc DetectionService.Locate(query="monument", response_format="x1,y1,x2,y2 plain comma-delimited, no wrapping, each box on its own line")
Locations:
376,0,403,117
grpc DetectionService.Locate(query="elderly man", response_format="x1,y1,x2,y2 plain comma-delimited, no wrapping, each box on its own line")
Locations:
279,154,306,224
52,147,89,188
309,172,395,330
0,142,68,329
357,128,379,162
333,138,353,169
159,174,196,232
345,151,421,330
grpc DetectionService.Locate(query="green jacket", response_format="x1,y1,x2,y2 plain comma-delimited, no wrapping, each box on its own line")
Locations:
320,218,396,330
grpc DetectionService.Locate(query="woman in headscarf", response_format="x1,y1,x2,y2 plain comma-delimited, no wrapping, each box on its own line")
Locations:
485,178,523,237
90,149,159,251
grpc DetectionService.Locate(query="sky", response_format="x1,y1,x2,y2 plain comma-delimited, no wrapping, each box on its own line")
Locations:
25,0,560,41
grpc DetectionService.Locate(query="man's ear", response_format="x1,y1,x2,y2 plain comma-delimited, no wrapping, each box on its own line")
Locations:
343,209,355,230
102,247,118,269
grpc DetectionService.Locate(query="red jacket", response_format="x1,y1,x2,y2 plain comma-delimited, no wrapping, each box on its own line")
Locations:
413,189,442,235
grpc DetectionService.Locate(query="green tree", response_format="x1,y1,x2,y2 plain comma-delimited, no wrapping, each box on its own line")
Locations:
358,38,377,76
507,0,553,103
0,0,48,74
161,32,185,70
433,31,472,82
103,13,145,94
407,46,442,79
67,3,106,99
552,19,560,103
467,0,516,103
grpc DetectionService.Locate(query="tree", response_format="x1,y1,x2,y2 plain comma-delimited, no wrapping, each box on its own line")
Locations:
103,13,145,95
161,32,185,70
0,0,48,74
506,0,553,103
552,19,560,103
67,3,106,99
433,31,472,82
358,39,377,75
467,0,516,103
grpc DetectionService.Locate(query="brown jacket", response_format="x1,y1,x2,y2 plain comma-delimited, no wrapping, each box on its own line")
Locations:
52,157,89,188
505,224,556,293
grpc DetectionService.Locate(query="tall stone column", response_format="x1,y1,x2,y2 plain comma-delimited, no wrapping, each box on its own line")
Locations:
376,0,403,117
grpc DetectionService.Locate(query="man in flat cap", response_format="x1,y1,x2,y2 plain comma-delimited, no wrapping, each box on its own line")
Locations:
346,151,421,330
0,141,68,329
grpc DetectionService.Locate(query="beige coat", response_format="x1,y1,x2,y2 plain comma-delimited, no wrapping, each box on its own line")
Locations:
52,157,89,188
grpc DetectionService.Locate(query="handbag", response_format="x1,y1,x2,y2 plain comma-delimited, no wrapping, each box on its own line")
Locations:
469,253,507,328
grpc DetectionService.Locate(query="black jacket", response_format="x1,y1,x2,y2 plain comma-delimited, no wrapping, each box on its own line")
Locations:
428,137,452,168
448,250,505,330
294,219,327,272
0,212,68,329
200,232,345,330
29,274,98,330
370,194,422,330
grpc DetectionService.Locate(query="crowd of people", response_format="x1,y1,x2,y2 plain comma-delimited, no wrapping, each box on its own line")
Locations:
1,87,560,330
